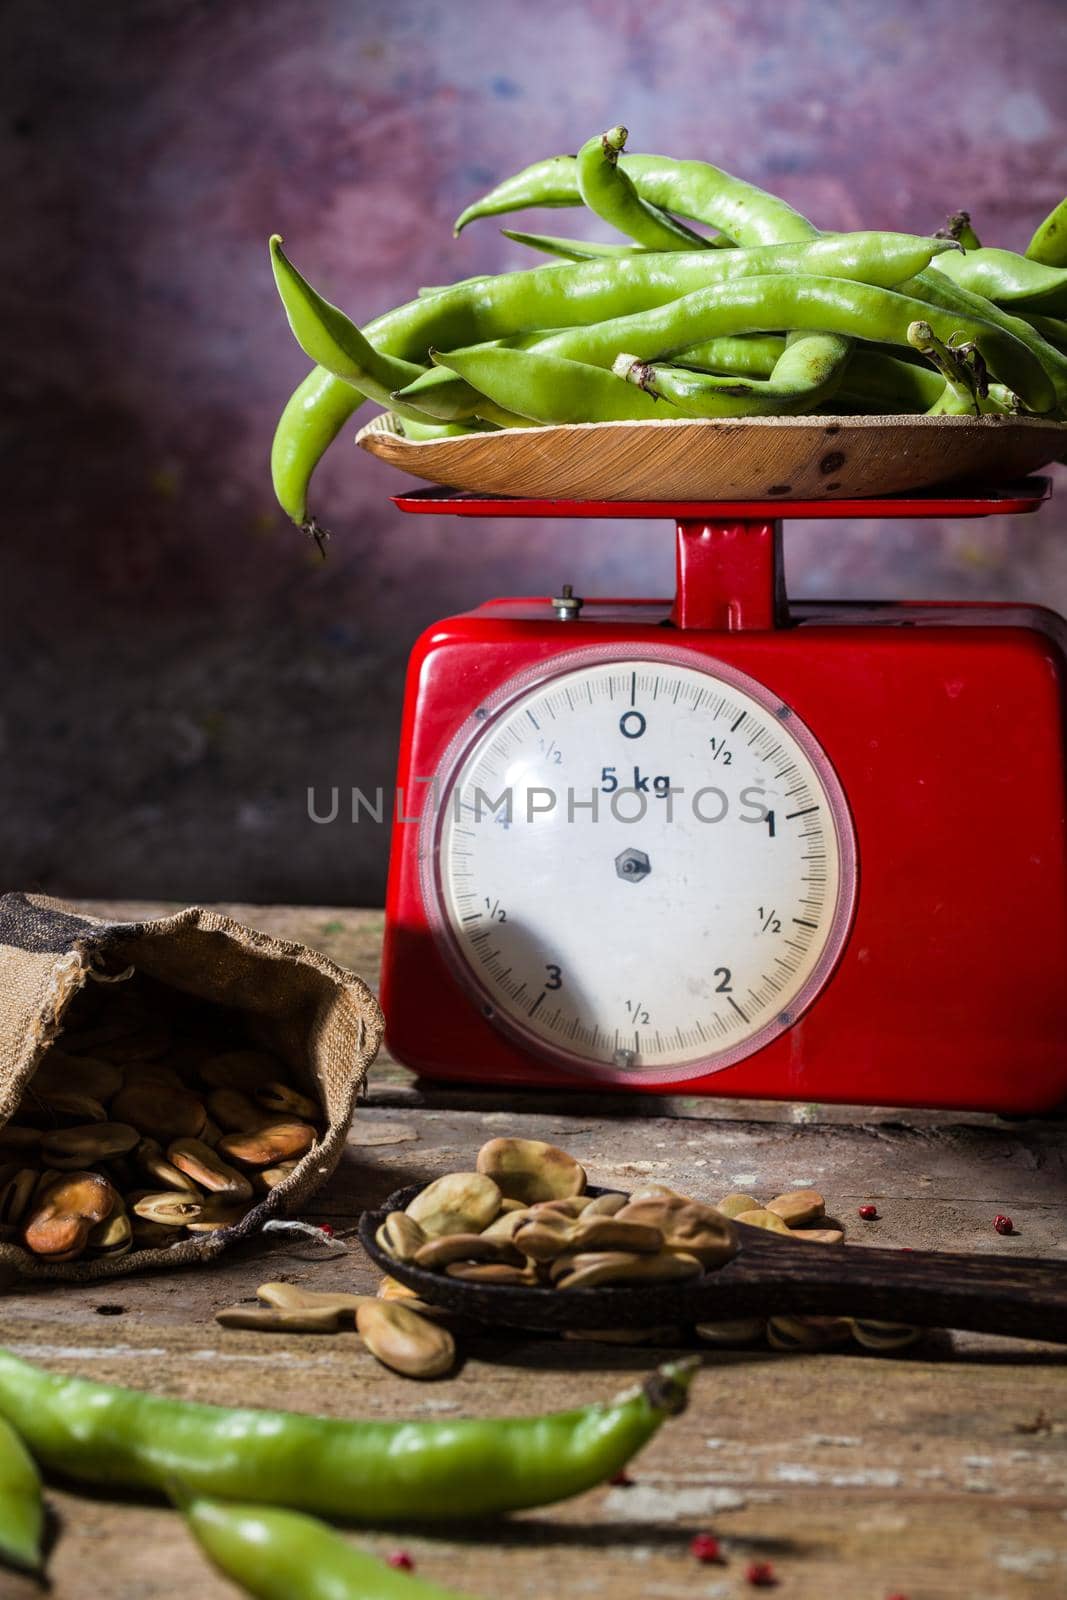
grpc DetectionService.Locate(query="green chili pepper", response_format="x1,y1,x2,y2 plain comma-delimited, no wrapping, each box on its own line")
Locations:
183,1493,479,1600
436,346,681,423
1026,197,1067,267
932,246,1067,313
0,1349,697,1521
0,1413,44,1575
614,330,851,416
454,152,814,247
577,127,711,251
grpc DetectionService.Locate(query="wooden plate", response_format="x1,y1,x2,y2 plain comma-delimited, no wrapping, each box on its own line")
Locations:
358,411,1065,501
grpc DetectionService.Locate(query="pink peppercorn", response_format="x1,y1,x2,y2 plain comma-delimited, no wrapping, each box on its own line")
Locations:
858,1203,879,1221
609,1468,633,1486
994,1214,1014,1235
745,1560,777,1587
319,1223,335,1237
387,1551,415,1571
689,1533,722,1563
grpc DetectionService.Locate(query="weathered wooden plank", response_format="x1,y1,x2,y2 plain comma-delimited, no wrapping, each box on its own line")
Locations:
1,900,1063,1598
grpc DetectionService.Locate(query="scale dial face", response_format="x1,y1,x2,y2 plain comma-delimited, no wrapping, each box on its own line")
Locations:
422,643,857,1085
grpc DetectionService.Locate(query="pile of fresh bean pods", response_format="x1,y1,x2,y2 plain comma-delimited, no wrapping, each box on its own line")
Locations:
0,970,324,1264
269,128,1067,538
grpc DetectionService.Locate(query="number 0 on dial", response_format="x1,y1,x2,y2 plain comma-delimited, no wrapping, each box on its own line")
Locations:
421,643,857,1085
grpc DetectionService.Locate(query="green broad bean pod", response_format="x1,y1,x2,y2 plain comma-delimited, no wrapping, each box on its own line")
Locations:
614,330,851,416
932,246,1067,313
270,237,434,424
530,275,1053,412
670,333,786,376
389,232,952,421
501,229,647,261
901,268,1067,411
183,1494,478,1600
835,350,947,412
270,365,364,531
453,144,849,441
453,152,817,248
0,1412,44,1575
1026,197,1067,267
577,127,711,251
0,1348,697,1522
1027,312,1067,351
397,417,497,439
435,346,682,423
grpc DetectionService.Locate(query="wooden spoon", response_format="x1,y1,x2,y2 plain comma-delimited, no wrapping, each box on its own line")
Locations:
359,1185,1067,1343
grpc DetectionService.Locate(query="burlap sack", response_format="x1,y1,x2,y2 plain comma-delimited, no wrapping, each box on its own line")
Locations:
0,893,384,1280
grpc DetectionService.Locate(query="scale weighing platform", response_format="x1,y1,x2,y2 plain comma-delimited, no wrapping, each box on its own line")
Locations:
380,479,1067,1113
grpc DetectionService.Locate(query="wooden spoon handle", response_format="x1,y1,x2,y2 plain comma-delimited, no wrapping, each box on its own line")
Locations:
714,1231,1067,1342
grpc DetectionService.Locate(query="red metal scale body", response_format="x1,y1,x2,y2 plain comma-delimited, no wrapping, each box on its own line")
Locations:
382,481,1067,1112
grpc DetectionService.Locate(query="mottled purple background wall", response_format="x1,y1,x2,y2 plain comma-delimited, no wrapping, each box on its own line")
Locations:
3,0,1066,906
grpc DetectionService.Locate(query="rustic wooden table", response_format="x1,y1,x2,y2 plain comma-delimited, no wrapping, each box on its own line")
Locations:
2,902,1066,1600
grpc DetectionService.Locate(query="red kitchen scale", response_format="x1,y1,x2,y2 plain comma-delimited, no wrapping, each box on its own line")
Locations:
380,479,1067,1112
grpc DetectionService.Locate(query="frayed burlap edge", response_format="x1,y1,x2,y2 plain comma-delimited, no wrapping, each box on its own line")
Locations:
0,895,384,1281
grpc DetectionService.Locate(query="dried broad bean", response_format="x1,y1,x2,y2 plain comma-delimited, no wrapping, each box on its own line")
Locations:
555,1249,703,1290
766,1189,825,1227
733,1208,794,1236
355,1299,457,1379
405,1172,501,1236
136,1137,201,1194
767,1315,852,1351
696,1318,766,1345
41,1122,139,1169
616,1195,739,1267
217,1120,317,1167
132,1191,204,1228
207,1087,267,1133
476,1137,586,1203
23,1171,116,1261
168,1138,254,1201
253,1082,320,1122
376,1210,427,1262
257,1282,367,1323
216,1305,345,1333
414,1233,523,1270
109,1083,207,1141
